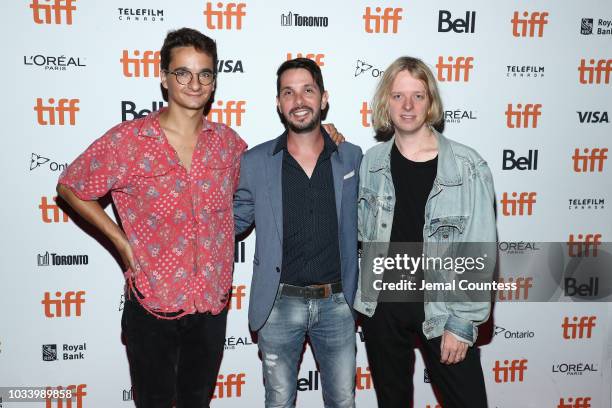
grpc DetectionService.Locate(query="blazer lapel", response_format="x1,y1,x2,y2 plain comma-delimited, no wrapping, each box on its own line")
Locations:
331,150,344,223
265,149,284,245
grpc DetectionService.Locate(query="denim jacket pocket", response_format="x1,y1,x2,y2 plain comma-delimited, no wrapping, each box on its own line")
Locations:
427,216,468,258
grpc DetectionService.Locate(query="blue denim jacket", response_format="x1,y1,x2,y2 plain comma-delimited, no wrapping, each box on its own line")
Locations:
354,131,497,345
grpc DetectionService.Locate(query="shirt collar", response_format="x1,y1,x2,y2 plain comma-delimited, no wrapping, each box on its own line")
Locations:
137,107,215,139
273,126,338,155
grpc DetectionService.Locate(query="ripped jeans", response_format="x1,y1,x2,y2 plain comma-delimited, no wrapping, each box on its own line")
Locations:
257,285,356,408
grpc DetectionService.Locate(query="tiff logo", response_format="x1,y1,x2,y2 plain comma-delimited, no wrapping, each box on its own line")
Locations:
578,59,612,84
213,373,246,399
204,2,246,30
30,0,76,25
493,359,528,383
121,50,160,78
436,56,474,82
360,101,372,127
35,98,79,126
505,103,542,128
572,148,608,172
42,291,86,318
206,100,246,127
558,397,592,408
356,366,373,390
40,196,70,223
497,277,533,301
229,285,246,310
567,234,602,257
562,316,596,339
45,384,87,408
511,11,548,37
500,192,537,216
363,7,402,33
286,53,325,67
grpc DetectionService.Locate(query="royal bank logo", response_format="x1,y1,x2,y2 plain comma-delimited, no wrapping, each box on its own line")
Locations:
444,109,477,124
42,343,87,361
30,153,68,172
117,7,164,23
281,11,328,27
24,55,86,71
354,60,384,78
42,344,58,361
580,18,611,36
568,198,605,210
506,65,545,78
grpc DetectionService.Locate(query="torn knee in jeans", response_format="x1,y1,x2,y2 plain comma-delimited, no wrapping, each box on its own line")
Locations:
263,353,278,368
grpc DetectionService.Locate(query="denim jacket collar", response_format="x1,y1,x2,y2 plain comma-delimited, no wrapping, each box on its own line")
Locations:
367,131,462,187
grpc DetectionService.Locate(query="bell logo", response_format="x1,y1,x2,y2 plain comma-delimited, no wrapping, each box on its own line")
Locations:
212,373,246,398
121,50,160,78
30,0,76,25
500,192,537,216
356,366,373,390
558,397,592,408
497,277,533,301
572,148,608,172
511,11,548,37
502,149,538,171
562,316,596,339
567,234,602,257
40,196,70,223
493,359,528,383
204,2,246,30
363,7,403,34
229,285,246,310
505,103,542,128
121,101,165,121
34,98,79,126
286,53,325,67
578,59,612,85
206,100,246,127
42,291,86,318
436,56,474,82
45,384,87,408
360,101,372,127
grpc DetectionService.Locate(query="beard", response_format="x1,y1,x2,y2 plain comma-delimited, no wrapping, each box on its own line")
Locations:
284,106,321,133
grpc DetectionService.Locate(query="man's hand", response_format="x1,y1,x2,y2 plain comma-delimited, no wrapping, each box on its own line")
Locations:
322,123,345,145
440,330,468,365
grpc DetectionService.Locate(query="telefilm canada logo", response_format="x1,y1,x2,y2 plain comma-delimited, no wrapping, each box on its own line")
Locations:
30,153,67,172
354,60,384,78
580,17,612,35
117,7,164,23
281,11,328,27
37,251,89,266
506,64,545,78
23,54,85,71
568,198,605,210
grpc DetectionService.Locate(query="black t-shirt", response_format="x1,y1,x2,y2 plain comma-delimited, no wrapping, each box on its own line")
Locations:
390,142,437,243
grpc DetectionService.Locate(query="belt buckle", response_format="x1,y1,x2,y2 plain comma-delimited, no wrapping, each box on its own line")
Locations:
310,284,330,298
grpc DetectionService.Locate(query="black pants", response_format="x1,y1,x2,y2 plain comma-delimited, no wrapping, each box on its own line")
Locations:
361,302,487,408
122,299,227,408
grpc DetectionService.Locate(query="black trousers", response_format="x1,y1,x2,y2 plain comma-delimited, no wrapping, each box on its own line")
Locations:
361,302,487,408
122,299,227,408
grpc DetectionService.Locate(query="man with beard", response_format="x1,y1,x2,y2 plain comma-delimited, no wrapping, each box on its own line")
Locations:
233,58,362,408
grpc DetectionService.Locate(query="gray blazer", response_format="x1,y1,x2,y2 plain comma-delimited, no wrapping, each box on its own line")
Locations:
234,132,362,331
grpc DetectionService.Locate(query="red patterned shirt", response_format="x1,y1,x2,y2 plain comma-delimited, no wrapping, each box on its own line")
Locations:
59,109,247,318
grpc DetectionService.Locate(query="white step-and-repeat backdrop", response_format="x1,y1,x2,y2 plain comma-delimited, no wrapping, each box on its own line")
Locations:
1,1,611,407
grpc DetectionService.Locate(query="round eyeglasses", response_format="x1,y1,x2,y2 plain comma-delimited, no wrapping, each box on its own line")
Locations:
163,69,216,86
